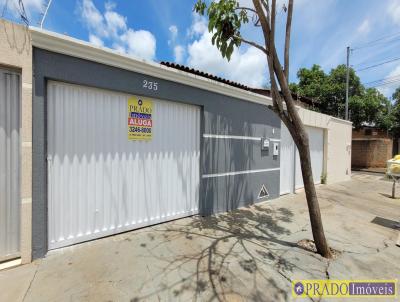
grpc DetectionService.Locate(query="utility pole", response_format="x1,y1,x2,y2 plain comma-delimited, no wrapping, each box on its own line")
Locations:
345,46,350,120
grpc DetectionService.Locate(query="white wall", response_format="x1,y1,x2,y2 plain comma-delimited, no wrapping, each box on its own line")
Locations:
326,118,352,183
296,107,352,185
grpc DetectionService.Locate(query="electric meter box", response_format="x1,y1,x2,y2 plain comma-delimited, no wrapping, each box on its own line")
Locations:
261,138,269,151
273,142,279,156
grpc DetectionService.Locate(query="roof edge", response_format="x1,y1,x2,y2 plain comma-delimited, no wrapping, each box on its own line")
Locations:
329,116,353,125
29,27,273,107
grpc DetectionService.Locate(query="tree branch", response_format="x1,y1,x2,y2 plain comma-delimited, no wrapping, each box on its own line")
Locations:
260,0,270,19
284,0,293,82
255,0,300,125
252,1,270,54
235,6,257,14
271,0,276,47
235,36,268,54
252,0,283,111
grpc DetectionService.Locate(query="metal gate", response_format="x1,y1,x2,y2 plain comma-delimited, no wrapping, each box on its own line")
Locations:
47,81,200,249
295,126,324,189
280,123,295,195
280,123,324,194
0,68,21,261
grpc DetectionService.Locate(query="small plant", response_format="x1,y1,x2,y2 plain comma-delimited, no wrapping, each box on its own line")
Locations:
321,173,327,184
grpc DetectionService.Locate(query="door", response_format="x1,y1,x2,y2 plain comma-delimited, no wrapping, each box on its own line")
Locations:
0,68,20,261
280,123,324,193
279,123,295,195
295,126,324,189
47,81,200,249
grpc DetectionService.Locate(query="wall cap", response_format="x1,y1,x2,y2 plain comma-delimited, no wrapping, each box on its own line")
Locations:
30,27,273,107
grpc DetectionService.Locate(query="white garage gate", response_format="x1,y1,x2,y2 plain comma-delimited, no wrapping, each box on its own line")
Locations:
279,123,295,195
280,123,324,194
294,126,324,189
47,81,200,249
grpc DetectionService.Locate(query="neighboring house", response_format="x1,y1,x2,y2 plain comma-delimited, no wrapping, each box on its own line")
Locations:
0,19,352,267
250,88,320,110
352,126,396,169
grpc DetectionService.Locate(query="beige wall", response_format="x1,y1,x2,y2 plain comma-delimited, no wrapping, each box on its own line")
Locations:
297,107,352,184
326,118,352,183
297,106,330,129
0,20,32,264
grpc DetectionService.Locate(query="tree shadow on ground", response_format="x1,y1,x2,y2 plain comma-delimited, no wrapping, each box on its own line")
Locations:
130,204,316,302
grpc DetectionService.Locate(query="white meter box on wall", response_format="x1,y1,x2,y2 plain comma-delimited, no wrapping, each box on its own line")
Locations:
273,142,279,156
261,138,269,151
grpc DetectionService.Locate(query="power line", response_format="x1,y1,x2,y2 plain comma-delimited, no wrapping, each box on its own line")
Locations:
356,56,400,72
368,79,400,88
364,74,400,85
18,0,29,25
349,31,400,95
366,77,400,88
352,36,400,51
354,55,400,67
352,31,400,50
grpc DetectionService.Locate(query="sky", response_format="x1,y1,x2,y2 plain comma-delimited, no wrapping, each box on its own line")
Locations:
2,0,400,98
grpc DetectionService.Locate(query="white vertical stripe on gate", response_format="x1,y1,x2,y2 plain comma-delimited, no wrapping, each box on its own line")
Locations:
47,82,200,249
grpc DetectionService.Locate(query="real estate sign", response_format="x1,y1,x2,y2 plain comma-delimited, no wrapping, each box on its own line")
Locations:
128,96,153,140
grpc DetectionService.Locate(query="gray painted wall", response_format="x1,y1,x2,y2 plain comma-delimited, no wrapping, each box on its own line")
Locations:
32,48,281,259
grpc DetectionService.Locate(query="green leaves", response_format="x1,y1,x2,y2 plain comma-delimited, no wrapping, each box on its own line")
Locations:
194,1,206,15
194,0,248,61
392,87,400,104
292,64,396,130
293,64,364,118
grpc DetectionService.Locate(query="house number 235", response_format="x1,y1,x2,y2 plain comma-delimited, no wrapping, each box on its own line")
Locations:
143,80,158,91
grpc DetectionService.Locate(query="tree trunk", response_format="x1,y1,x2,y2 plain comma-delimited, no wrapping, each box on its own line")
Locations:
284,0,293,80
288,122,332,258
252,0,332,258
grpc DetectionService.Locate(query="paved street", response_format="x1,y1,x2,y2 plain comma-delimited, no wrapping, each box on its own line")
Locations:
1,172,399,301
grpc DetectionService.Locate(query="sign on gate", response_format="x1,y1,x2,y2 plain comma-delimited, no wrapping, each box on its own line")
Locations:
128,96,153,140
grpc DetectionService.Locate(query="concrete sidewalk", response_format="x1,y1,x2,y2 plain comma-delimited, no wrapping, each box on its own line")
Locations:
1,172,399,301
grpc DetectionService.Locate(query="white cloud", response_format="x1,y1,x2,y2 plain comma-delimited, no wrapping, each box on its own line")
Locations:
185,15,267,87
0,0,45,20
104,1,116,11
357,19,370,35
388,0,400,25
168,24,178,46
168,25,186,63
169,25,178,41
104,10,127,37
174,45,185,64
81,0,106,36
79,0,156,61
187,13,208,38
121,29,156,60
89,34,104,47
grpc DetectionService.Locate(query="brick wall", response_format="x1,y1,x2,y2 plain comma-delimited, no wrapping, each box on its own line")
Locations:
352,128,390,139
352,138,393,168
